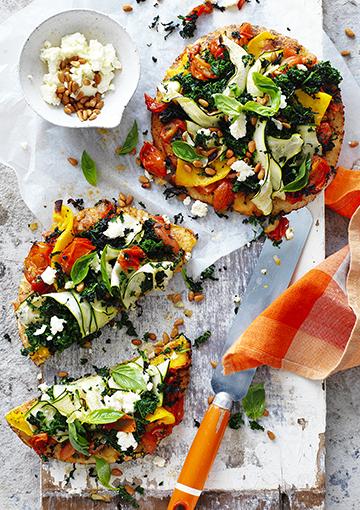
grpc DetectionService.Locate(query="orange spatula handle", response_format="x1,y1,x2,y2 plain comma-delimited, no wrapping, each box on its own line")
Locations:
167,392,232,510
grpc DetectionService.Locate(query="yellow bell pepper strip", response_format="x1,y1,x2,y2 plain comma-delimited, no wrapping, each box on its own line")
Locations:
295,90,332,125
175,159,231,187
146,407,176,425
247,31,276,58
50,201,74,266
6,404,34,436
165,53,189,79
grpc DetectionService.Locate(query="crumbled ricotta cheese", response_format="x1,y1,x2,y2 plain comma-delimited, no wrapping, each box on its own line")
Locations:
64,280,75,289
40,266,57,285
231,160,255,182
153,455,166,468
297,64,308,71
272,118,283,131
89,254,101,273
144,170,154,182
116,431,138,451
233,294,241,304
40,32,121,105
279,94,287,109
50,316,67,335
229,114,247,140
191,200,208,218
33,324,47,336
285,227,294,240
103,214,141,240
104,390,141,414
183,196,191,206
184,251,192,262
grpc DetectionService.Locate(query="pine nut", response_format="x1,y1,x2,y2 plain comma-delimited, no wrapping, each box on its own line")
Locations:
62,96,70,105
225,149,234,158
67,157,78,166
57,86,66,94
205,167,216,176
248,140,256,153
194,293,204,303
188,291,194,302
78,58,87,65
245,151,252,159
198,98,209,108
94,73,102,86
349,140,359,148
80,97,88,104
139,175,149,184
267,430,276,441
76,282,85,292
171,327,179,338
89,99,97,108
77,110,84,121
83,78,91,86
250,116,257,126
82,110,89,121
131,338,142,346
210,360,218,368
345,27,355,38
64,106,72,115
258,169,265,180
162,332,170,343
227,156,236,166
96,100,104,109
184,164,193,173
122,4,133,12
148,333,157,341
58,72,65,83
341,50,351,56
71,60,80,67
125,195,133,205
282,122,291,129
118,199,126,208
263,409,269,417
184,309,193,317
174,318,184,327
76,90,84,100
168,293,182,304
72,82,80,93
193,160,203,168
57,371,69,378
119,192,126,201
88,112,98,121
141,182,151,189
111,468,122,477
124,485,135,496
254,162,262,173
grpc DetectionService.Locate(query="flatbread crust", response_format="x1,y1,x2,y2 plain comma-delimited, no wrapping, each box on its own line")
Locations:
151,24,344,217
14,199,197,365
7,337,191,464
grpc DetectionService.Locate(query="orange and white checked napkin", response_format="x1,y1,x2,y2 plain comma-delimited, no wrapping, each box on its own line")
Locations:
223,168,360,380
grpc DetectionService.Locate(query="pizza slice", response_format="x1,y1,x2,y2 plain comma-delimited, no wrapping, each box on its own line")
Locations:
15,198,196,364
6,335,191,464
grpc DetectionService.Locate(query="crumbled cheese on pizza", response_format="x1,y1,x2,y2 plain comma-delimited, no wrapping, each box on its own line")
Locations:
104,390,141,414
229,114,247,140
153,455,166,467
191,200,208,218
50,316,67,335
103,214,141,239
33,324,47,336
279,94,287,109
285,227,294,240
116,431,138,451
183,196,191,206
231,160,255,182
272,118,283,130
40,266,57,285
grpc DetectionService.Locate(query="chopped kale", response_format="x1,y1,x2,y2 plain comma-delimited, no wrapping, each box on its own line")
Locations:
173,213,184,224
116,311,137,337
229,412,244,430
194,330,211,348
92,365,110,378
280,102,315,126
27,410,67,436
159,102,188,124
135,391,159,419
302,61,342,95
182,268,203,293
233,174,260,194
200,264,218,282
249,420,265,431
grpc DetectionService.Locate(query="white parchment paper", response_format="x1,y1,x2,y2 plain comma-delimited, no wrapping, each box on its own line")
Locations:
1,0,358,278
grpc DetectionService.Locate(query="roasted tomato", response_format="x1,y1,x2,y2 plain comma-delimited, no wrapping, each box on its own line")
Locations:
58,441,76,461
59,238,96,274
140,142,167,178
190,54,216,81
160,120,187,144
153,222,180,254
283,45,300,58
239,22,254,42
28,433,52,456
118,246,146,272
195,182,219,195
213,180,235,211
102,415,136,433
24,241,54,293
237,0,246,9
266,217,289,242
317,122,333,147
164,396,185,425
141,423,172,454
144,93,168,113
308,155,331,193
209,38,225,59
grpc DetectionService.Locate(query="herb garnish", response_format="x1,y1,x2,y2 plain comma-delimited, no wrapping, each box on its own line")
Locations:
229,412,244,429
194,330,211,348
242,383,266,420
95,457,139,508
81,150,97,186
117,121,139,155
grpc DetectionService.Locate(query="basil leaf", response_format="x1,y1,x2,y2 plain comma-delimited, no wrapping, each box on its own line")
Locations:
243,73,282,117
117,121,139,155
70,252,96,285
242,383,266,420
81,150,97,186
95,457,113,490
282,155,311,192
213,94,243,117
111,363,147,392
171,141,203,163
85,408,124,424
68,420,89,456
100,245,112,293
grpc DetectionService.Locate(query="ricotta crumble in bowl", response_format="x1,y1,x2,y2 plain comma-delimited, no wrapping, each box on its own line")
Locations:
40,32,122,121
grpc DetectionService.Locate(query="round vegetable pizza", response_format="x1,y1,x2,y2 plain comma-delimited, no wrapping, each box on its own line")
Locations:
140,23,344,238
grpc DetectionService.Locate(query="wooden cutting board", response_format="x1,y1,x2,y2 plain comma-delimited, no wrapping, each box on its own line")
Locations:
38,0,326,508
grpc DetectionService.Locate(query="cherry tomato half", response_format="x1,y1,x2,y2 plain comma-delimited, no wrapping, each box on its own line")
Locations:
209,38,225,59
267,217,289,242
59,238,96,274
308,155,331,193
118,246,146,272
213,180,235,211
190,55,216,81
160,120,187,144
24,241,54,293
153,222,180,254
139,142,167,178
144,93,168,113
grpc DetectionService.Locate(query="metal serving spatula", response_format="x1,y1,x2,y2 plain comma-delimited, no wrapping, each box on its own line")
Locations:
168,207,313,510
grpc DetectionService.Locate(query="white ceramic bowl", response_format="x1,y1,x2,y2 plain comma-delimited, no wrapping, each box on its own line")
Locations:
19,9,140,129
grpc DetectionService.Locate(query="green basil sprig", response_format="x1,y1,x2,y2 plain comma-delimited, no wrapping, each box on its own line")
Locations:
212,94,242,117
111,363,147,392
282,155,311,192
81,150,97,186
117,121,139,155
171,140,206,164
95,458,139,507
242,383,266,420
85,408,124,425
70,252,96,285
100,245,112,293
68,420,89,456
